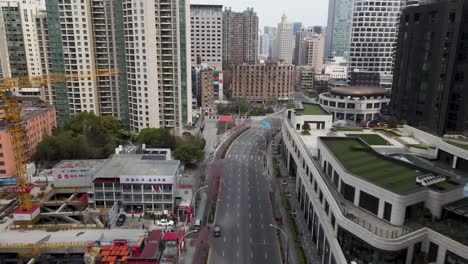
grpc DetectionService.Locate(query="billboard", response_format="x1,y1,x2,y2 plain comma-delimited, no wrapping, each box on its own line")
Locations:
0,178,16,186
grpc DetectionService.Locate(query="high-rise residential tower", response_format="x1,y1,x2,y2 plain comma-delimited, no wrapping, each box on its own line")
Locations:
392,0,468,135
347,0,403,88
274,14,293,64
297,36,325,69
222,7,258,66
122,0,192,132
0,0,42,78
190,4,223,71
45,0,129,126
324,0,352,59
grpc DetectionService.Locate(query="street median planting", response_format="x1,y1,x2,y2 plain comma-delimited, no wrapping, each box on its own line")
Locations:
273,157,280,178
221,127,250,159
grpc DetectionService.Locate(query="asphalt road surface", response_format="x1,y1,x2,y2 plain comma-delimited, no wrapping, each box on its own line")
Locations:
210,120,281,264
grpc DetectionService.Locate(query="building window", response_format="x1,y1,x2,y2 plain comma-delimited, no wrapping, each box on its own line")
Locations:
340,181,355,203
359,191,379,216
383,202,392,222
347,103,355,109
366,103,372,109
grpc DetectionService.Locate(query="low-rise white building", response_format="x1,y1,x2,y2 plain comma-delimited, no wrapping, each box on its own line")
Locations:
281,109,468,264
319,86,390,123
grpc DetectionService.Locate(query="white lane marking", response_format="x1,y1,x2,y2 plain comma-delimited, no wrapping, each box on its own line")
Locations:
265,252,268,259
238,223,240,229
238,203,240,209
249,213,251,219
248,203,251,208
237,251,239,257
250,223,252,229
251,251,253,258
224,237,227,243
260,214,263,219
222,250,225,257
261,224,264,229
237,236,239,243
250,237,253,243
237,212,240,217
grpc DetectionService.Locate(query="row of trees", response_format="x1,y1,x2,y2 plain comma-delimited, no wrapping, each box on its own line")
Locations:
217,98,275,116
34,113,205,168
33,112,129,168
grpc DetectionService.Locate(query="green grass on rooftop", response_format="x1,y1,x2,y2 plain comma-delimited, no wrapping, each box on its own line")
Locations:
322,138,425,193
287,103,296,109
295,104,326,115
446,140,468,151
347,134,391,146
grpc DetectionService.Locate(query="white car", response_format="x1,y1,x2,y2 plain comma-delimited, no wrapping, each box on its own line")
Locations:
156,219,175,226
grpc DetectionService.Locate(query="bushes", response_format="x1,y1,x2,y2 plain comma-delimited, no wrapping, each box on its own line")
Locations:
273,158,280,178
282,192,307,264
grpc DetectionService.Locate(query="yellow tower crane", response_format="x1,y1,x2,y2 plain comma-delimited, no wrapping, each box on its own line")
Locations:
0,68,119,225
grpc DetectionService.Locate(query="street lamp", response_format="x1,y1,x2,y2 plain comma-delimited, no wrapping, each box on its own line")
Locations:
178,229,198,264
270,224,289,264
191,185,208,224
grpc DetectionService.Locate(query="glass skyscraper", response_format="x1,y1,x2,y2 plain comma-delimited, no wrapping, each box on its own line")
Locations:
325,0,353,59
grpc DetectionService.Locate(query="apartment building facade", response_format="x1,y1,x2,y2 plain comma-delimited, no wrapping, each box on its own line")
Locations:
122,0,192,133
297,36,325,69
222,7,258,66
0,0,42,78
231,60,295,101
190,4,223,71
0,104,56,178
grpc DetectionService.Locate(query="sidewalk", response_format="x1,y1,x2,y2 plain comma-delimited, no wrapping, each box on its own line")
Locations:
275,135,320,264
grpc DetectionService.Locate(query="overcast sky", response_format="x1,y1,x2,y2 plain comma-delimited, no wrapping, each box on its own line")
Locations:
191,0,329,30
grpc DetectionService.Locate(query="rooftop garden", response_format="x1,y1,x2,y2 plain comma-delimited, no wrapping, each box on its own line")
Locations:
445,140,468,151
295,103,327,116
346,134,391,146
287,103,296,109
322,138,458,193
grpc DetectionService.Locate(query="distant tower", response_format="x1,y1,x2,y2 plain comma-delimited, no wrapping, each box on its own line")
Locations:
274,14,293,64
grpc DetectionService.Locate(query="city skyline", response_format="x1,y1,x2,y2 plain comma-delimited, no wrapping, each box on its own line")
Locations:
191,0,329,28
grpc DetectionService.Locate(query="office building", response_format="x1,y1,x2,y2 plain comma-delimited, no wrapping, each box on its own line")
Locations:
190,5,223,71
296,66,314,91
259,33,270,59
392,0,468,136
222,7,258,66
281,107,468,264
232,60,295,102
264,26,277,58
297,36,325,69
325,0,352,59
91,154,181,213
0,0,42,79
192,64,223,113
294,27,316,65
347,0,403,88
274,14,293,64
292,22,303,35
0,103,56,178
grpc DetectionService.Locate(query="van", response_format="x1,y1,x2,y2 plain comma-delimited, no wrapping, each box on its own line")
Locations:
214,225,221,237
194,219,201,230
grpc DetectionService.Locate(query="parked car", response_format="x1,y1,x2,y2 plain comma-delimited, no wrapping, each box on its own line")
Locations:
214,225,221,237
156,219,175,226
116,214,126,226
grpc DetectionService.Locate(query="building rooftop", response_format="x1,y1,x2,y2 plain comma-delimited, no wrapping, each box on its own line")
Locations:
320,137,459,194
53,159,105,169
295,103,328,116
330,86,388,97
93,154,180,178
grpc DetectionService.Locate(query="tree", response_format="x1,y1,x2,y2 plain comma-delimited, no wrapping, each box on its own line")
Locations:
388,117,399,128
302,122,311,131
173,144,204,164
136,128,174,149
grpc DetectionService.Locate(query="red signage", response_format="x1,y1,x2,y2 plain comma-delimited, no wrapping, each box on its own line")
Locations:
12,184,34,193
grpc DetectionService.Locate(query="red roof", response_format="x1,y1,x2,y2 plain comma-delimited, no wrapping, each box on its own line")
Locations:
148,230,162,242
139,242,159,258
162,232,179,241
218,115,233,122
